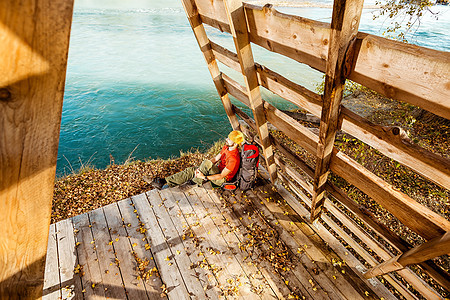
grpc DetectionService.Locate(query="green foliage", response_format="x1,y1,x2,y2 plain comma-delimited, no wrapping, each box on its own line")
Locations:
314,75,364,97
373,0,438,42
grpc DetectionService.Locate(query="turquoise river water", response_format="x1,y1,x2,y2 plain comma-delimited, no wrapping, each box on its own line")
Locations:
57,0,450,175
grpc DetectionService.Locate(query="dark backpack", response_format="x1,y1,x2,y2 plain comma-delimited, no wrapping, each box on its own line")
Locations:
238,142,259,190
222,142,259,191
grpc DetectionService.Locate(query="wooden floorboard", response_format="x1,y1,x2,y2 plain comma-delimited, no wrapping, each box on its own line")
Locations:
57,218,83,299
116,198,164,298
247,188,363,300
154,189,208,299
43,223,61,300
195,187,278,300
45,184,400,299
169,188,223,298
88,207,128,299
72,212,107,299
134,191,190,298
103,202,150,299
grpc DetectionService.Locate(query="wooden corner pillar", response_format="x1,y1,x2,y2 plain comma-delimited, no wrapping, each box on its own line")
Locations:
181,0,240,130
364,231,450,278
223,0,277,183
310,0,364,222
0,0,74,298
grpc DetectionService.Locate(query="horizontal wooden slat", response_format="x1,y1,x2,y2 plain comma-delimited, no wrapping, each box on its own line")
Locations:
195,0,230,32
212,39,450,190
222,73,250,107
340,108,450,190
331,150,450,240
245,3,329,72
349,33,450,120
224,75,450,240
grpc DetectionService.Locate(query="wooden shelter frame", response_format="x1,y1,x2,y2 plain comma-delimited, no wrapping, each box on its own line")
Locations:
0,0,449,298
181,0,450,298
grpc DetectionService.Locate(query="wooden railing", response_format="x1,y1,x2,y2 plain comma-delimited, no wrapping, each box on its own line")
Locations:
181,0,450,298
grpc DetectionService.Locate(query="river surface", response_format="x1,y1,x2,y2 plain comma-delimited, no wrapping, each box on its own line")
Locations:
57,0,450,176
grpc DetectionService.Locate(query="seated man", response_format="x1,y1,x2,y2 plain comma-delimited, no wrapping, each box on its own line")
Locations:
150,130,244,190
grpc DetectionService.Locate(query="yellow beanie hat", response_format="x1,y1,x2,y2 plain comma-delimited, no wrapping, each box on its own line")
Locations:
228,130,245,146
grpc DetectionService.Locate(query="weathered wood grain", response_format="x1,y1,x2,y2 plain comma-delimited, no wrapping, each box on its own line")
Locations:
116,199,164,298
102,203,150,299
168,189,225,297
43,224,61,300
244,4,329,72
134,191,190,298
156,189,209,298
88,208,128,299
197,187,278,300
349,33,450,120
0,0,74,297
57,219,83,299
164,189,222,299
310,0,364,221
183,188,257,299
72,213,107,299
204,188,291,299
224,0,278,183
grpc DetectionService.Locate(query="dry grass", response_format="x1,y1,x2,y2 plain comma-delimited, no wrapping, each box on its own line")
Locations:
52,141,225,223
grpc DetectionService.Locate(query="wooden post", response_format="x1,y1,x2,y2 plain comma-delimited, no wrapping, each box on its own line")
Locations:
223,0,277,183
310,0,364,222
0,0,74,298
180,0,240,130
364,231,450,278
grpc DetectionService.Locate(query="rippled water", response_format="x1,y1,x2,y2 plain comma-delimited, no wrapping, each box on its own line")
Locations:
57,0,449,176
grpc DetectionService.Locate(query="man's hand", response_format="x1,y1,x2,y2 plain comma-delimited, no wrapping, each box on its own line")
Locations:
195,169,206,180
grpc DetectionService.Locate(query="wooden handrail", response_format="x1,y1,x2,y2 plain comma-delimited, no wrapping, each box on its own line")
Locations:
364,232,450,279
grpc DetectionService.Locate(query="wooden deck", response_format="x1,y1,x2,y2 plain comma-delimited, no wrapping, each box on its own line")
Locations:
43,183,397,299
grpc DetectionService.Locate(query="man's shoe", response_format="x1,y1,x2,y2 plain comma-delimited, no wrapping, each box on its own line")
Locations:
143,175,152,184
148,177,167,190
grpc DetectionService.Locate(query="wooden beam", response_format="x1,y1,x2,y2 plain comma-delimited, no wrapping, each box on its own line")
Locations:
0,0,74,298
364,232,450,279
349,33,450,120
222,0,277,183
181,0,240,130
194,0,230,32
310,0,364,222
244,3,329,72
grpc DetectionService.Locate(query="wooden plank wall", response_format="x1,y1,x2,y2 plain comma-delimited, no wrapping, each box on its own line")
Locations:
0,0,74,298
184,0,450,296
